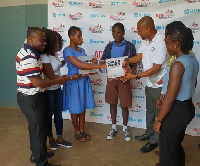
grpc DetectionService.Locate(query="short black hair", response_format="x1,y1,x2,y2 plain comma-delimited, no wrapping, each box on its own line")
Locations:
112,22,125,31
68,26,81,37
42,29,63,55
166,21,194,53
27,27,42,38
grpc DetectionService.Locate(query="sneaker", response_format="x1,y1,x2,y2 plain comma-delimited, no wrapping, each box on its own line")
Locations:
123,129,131,141
56,140,72,148
49,140,58,151
107,129,118,140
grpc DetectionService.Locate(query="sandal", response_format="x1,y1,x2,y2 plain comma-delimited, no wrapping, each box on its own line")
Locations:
81,132,91,140
74,133,86,142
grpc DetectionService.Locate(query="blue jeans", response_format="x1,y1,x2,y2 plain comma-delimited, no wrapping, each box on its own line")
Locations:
45,88,63,138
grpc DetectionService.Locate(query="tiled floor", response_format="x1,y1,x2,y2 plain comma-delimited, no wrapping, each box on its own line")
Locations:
0,107,199,166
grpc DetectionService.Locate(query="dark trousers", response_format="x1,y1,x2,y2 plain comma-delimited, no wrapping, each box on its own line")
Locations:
145,87,161,144
44,88,63,138
17,92,48,166
159,99,195,166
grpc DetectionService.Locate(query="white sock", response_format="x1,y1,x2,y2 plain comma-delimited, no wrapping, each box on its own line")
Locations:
112,124,117,131
123,125,127,132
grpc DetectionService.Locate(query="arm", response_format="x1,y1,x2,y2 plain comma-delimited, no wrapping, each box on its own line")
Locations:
42,63,59,80
67,56,106,70
124,63,162,80
153,61,185,133
128,53,142,64
29,75,67,88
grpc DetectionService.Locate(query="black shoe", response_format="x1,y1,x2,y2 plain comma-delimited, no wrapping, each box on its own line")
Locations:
135,134,150,141
140,142,158,153
30,152,55,163
44,162,61,166
30,155,36,163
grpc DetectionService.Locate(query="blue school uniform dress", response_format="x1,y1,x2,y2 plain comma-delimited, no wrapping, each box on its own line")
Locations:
62,46,95,114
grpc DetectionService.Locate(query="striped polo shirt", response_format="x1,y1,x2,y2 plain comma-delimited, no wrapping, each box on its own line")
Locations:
16,44,45,95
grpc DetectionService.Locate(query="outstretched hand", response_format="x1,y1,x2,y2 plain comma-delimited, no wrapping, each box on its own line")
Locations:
91,58,98,64
123,72,136,80
72,73,83,80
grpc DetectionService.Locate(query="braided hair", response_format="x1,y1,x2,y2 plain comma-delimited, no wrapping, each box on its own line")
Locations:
165,21,194,53
42,29,63,55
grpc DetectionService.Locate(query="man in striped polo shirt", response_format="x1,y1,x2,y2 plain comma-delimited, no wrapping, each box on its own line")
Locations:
16,27,66,166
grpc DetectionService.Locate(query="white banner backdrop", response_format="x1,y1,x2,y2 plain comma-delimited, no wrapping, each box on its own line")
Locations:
48,0,200,135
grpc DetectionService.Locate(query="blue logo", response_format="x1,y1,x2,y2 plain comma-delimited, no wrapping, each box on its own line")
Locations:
90,39,104,44
68,1,83,5
128,117,143,122
53,13,65,17
134,13,151,18
184,9,200,14
90,14,106,18
111,1,128,5
90,112,104,117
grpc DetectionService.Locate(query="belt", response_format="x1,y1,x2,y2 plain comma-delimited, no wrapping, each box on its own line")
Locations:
18,92,29,96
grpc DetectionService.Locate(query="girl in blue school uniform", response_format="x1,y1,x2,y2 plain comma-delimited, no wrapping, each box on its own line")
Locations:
63,26,106,142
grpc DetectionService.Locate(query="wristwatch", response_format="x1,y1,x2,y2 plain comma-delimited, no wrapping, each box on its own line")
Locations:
155,117,162,123
135,74,140,80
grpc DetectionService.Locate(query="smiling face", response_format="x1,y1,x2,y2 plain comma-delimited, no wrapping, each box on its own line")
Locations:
112,26,125,45
28,30,47,52
137,22,149,40
70,30,83,46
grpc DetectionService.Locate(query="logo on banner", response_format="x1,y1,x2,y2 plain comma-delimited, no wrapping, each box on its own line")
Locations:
52,24,66,32
156,25,166,31
88,1,104,8
131,80,145,90
133,13,151,18
156,9,175,19
93,90,105,95
52,0,66,7
89,24,103,33
184,9,200,14
132,95,145,99
95,99,104,107
193,128,200,134
131,27,138,33
196,113,200,118
90,39,104,44
190,22,200,33
90,112,104,117
129,104,143,112
69,12,83,20
90,14,106,18
111,1,128,5
68,1,83,5
185,0,200,3
194,41,200,45
110,12,126,21
132,0,150,7
196,102,200,107
91,78,103,86
128,117,143,122
132,40,142,45
159,0,178,3
53,13,65,17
